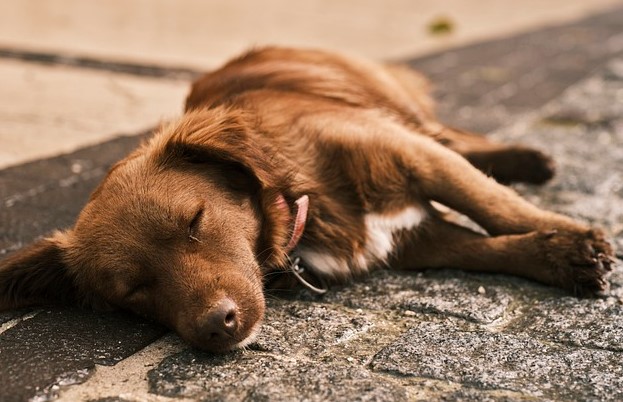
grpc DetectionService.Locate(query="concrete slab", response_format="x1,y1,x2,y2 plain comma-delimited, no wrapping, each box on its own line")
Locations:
371,322,623,401
56,334,186,402
490,58,623,253
149,346,411,402
0,60,186,169
0,308,166,402
0,0,621,68
322,269,519,325
410,5,623,133
0,134,147,250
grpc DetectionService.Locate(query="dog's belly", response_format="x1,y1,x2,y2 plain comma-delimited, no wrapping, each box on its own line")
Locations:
298,206,427,278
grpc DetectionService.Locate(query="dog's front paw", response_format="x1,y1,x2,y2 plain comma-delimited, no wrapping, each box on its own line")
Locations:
540,228,614,296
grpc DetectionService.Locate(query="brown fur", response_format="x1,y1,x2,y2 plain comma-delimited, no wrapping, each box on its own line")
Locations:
0,47,614,352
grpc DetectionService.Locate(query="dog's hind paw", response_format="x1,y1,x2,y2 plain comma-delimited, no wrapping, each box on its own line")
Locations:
468,147,556,185
516,149,556,185
540,228,614,296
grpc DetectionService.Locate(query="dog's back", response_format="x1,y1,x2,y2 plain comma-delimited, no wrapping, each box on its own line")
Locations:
186,47,436,126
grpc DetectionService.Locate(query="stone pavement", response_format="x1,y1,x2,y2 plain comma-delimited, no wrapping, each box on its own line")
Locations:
2,6,623,402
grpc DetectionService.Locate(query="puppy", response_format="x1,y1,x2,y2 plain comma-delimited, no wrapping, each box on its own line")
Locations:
0,47,614,352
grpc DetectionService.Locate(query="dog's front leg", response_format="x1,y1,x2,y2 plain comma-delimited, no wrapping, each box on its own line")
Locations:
388,215,612,296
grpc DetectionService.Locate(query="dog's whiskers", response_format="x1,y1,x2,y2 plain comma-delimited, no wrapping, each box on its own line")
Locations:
255,245,276,263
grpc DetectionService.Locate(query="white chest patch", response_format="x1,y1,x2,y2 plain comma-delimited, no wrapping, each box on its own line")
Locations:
356,206,426,270
295,248,351,278
297,206,427,279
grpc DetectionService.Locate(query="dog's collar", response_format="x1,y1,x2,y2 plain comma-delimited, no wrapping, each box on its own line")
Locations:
276,194,309,253
275,194,328,294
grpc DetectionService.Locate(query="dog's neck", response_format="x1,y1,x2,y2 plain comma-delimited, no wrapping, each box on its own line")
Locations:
261,192,330,293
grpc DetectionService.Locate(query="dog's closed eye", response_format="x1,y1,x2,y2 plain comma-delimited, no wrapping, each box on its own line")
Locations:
188,207,204,243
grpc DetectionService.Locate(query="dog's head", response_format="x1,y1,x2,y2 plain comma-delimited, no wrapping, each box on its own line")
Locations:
0,108,294,352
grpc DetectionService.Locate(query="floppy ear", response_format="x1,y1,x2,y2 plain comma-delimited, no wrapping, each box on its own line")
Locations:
160,107,282,189
156,107,293,267
0,232,79,310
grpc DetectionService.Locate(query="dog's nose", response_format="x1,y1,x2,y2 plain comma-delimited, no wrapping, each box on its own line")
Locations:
200,298,239,340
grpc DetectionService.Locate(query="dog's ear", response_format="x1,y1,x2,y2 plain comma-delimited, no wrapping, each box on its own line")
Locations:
159,107,282,191
0,231,80,310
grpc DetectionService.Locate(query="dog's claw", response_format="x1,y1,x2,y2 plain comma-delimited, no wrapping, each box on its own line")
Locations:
542,228,614,297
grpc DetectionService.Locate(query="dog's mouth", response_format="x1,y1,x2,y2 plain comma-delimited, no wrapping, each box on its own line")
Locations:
184,319,263,353
229,321,263,350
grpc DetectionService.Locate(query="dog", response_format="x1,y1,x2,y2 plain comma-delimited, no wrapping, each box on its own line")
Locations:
0,47,614,352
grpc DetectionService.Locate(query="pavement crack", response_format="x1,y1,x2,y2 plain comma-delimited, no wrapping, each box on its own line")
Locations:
0,46,200,81
0,310,41,336
4,167,106,208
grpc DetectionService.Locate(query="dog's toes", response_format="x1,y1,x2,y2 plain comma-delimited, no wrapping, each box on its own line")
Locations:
541,228,614,296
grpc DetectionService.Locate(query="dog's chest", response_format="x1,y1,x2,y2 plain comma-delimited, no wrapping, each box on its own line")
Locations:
297,206,426,278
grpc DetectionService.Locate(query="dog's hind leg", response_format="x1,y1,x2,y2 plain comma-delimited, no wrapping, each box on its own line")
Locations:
394,134,582,236
388,214,612,296
382,64,555,185
433,127,556,185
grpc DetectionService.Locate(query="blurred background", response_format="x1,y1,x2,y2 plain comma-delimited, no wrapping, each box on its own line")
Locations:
2,0,621,67
0,0,621,169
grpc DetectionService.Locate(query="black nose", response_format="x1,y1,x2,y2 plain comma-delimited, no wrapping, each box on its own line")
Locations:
200,298,239,340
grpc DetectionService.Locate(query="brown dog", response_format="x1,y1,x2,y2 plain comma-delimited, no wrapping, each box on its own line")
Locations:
0,47,614,352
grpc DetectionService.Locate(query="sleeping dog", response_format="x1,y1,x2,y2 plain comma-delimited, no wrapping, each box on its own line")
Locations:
0,47,614,352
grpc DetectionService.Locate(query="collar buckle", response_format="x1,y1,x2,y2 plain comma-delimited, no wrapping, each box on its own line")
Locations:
289,256,328,295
